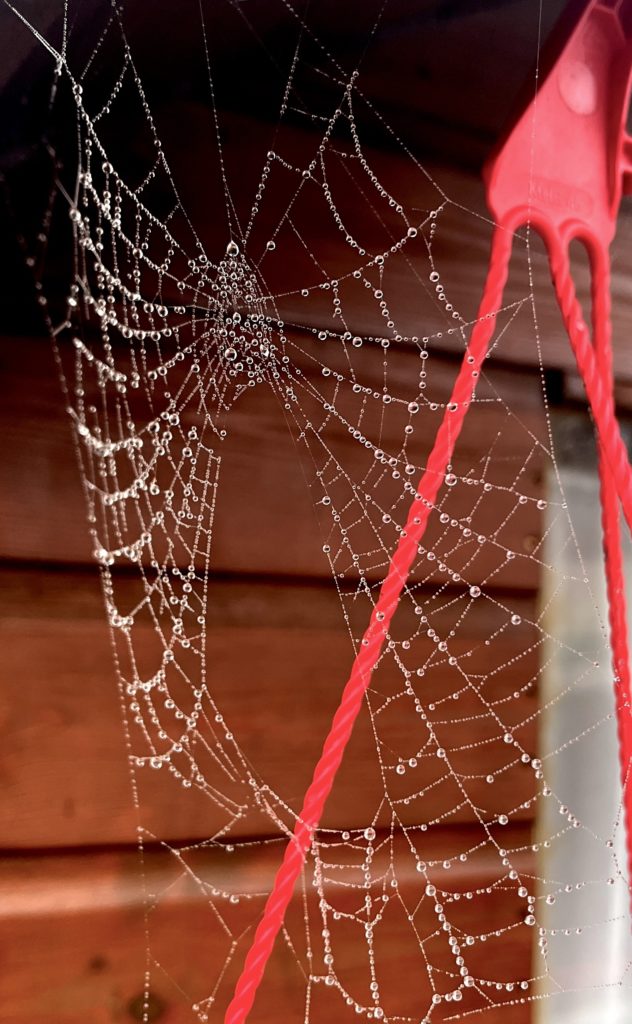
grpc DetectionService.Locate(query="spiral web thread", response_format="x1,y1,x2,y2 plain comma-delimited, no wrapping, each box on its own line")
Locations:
10,1,632,1022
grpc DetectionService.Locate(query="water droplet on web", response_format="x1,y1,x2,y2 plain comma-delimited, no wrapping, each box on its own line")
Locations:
226,240,239,258
469,585,481,598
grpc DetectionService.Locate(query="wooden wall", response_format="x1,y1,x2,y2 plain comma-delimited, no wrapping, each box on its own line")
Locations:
0,301,547,1023
5,52,632,1024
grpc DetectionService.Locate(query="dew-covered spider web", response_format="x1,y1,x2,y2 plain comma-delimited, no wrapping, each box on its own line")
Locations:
7,0,632,1021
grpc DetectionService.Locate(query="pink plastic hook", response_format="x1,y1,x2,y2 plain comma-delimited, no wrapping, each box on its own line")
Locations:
485,0,632,248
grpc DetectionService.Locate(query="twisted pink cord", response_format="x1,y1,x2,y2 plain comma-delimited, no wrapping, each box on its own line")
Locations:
547,239,632,537
224,226,515,1024
549,239,632,887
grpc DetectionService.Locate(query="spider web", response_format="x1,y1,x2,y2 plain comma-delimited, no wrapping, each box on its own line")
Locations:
7,0,632,1021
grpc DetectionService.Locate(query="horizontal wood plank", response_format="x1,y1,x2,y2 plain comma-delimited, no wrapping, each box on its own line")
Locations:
0,334,546,589
1,567,540,848
0,829,535,1024
149,110,632,391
